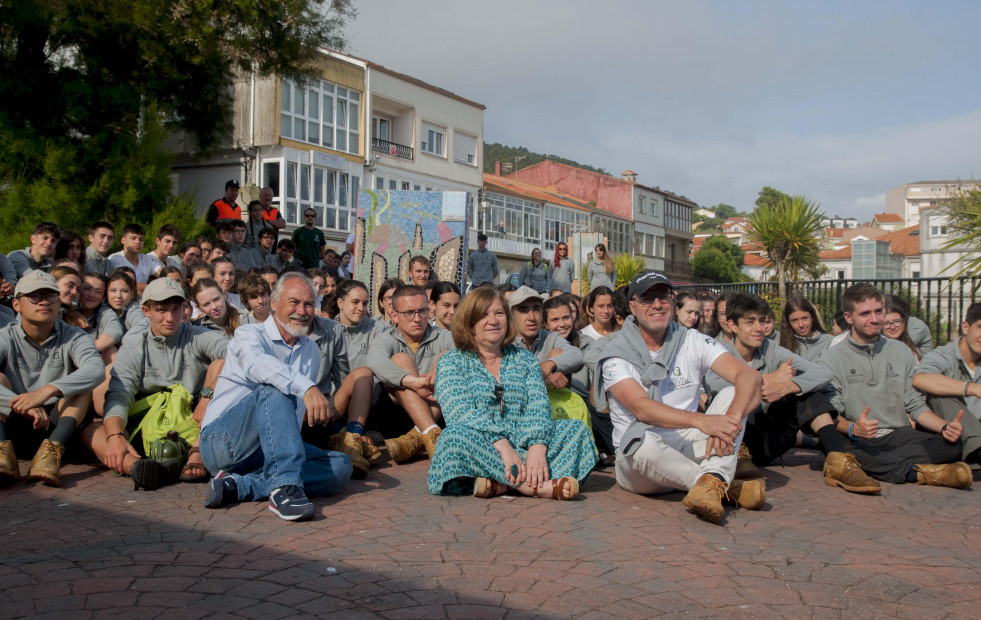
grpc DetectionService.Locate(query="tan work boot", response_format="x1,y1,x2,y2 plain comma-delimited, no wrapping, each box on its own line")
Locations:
735,443,763,479
385,431,424,464
914,462,973,489
412,427,442,459
682,474,728,524
360,438,381,463
0,440,21,481
724,478,766,510
823,452,880,494
334,432,371,478
28,439,65,487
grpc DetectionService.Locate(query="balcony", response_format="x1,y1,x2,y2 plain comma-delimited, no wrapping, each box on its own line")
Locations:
468,230,540,259
664,258,693,279
372,138,413,160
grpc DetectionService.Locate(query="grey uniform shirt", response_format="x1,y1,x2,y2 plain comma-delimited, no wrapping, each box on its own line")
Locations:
227,244,263,272
309,316,350,394
703,337,832,411
793,332,833,363
0,321,105,414
84,247,113,277
915,338,981,421
519,262,551,294
84,304,125,346
587,260,616,292
907,316,933,354
467,249,499,286
514,329,584,375
819,334,929,430
547,259,576,294
340,317,387,372
367,325,455,388
8,248,52,277
0,253,18,287
0,305,16,328
103,323,228,424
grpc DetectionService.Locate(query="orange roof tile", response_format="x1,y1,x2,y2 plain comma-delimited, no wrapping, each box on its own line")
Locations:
873,213,904,223
482,173,630,220
820,247,852,260
879,225,920,256
743,254,768,267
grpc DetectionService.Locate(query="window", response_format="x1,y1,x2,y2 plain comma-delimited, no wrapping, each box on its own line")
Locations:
373,117,391,142
638,196,646,214
930,225,949,237
422,122,445,156
665,199,692,232
281,78,360,155
481,191,542,244
593,215,631,254
836,270,846,280
543,205,589,251
453,132,477,165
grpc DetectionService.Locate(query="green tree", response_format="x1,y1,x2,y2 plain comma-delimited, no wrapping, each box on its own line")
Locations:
755,186,791,210
712,203,740,220
0,0,356,250
937,185,981,279
692,235,748,283
747,194,825,301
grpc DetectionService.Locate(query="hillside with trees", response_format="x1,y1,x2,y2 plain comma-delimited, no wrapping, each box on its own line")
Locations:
483,143,609,175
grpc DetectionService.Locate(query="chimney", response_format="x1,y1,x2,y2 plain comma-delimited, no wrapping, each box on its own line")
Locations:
621,170,638,183
494,161,502,176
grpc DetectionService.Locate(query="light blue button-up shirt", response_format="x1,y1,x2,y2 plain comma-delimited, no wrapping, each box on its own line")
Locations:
201,316,320,429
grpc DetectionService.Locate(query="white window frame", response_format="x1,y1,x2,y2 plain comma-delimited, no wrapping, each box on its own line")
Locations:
421,122,446,157
373,116,391,142
281,78,361,156
453,131,477,166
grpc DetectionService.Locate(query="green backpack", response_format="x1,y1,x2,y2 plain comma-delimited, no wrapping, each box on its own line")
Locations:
546,387,593,431
129,384,199,455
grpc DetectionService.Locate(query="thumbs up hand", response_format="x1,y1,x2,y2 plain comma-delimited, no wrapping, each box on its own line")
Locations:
942,410,964,442
852,406,879,440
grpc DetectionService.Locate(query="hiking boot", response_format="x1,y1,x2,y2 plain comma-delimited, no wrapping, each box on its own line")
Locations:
28,439,65,487
0,440,21,481
725,478,766,510
385,431,424,464
682,474,728,524
269,485,315,521
130,458,181,491
914,462,973,489
334,431,371,479
735,443,763,479
823,452,880,494
360,437,381,463
412,427,442,459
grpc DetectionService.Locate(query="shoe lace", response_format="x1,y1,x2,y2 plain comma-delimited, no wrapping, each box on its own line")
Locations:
280,485,306,500
705,475,728,500
842,452,861,472
38,442,60,459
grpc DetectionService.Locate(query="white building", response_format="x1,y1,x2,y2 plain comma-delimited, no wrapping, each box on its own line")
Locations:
885,180,980,228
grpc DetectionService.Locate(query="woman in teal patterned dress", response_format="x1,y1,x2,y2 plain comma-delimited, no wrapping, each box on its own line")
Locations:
428,287,597,499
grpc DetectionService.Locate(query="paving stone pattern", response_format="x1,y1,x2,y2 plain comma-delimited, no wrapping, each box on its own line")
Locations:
1,449,979,619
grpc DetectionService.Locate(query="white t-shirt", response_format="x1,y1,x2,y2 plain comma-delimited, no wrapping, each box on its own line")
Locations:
144,252,182,276
602,334,727,449
580,324,606,341
109,251,158,284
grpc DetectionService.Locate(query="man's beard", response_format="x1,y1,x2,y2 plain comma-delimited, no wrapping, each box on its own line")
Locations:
276,314,310,338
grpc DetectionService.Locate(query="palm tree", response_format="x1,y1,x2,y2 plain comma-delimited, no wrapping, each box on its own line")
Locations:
747,194,825,301
938,186,981,279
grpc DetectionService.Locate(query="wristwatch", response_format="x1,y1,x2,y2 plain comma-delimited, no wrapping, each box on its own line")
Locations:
200,387,214,399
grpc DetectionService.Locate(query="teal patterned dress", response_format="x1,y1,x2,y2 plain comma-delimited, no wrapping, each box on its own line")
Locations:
428,345,598,495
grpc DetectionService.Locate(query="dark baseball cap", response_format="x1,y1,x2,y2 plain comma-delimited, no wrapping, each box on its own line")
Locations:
627,271,673,299
225,179,241,190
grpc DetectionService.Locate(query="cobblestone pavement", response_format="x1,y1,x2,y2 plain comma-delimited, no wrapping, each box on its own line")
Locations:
1,448,979,619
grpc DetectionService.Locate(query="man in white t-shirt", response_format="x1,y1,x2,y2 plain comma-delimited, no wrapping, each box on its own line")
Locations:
594,272,764,524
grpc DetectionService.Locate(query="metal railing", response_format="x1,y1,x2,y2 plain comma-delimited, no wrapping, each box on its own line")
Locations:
663,258,693,278
371,137,413,160
676,276,981,347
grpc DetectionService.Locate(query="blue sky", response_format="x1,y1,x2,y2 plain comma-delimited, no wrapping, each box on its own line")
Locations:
345,0,981,221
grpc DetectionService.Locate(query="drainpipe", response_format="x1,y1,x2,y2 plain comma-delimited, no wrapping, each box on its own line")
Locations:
250,65,259,184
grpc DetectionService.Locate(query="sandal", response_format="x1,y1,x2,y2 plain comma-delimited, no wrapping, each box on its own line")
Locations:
549,476,579,501
179,448,210,483
473,477,507,498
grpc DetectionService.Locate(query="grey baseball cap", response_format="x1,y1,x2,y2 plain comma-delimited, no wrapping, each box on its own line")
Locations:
627,271,673,299
141,277,188,305
509,286,546,308
14,270,59,297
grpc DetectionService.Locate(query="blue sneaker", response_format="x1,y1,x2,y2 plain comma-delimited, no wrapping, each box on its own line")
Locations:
268,485,315,521
204,471,238,508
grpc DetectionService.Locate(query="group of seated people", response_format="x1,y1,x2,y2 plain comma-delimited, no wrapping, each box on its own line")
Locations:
0,219,977,524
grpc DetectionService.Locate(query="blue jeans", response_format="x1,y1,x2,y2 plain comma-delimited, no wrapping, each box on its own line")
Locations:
198,385,352,501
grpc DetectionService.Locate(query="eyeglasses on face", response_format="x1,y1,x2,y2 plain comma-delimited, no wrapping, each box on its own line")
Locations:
395,308,429,319
632,292,673,306
882,320,904,329
19,291,60,304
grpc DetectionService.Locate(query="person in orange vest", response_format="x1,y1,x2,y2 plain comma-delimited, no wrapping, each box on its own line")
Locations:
258,186,286,253
206,180,243,228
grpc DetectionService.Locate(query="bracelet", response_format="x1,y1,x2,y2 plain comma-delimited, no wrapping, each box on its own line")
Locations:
848,422,856,440
106,432,127,441
942,424,949,434
963,381,969,398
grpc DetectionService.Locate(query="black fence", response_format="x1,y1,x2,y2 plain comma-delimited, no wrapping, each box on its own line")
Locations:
677,277,981,347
